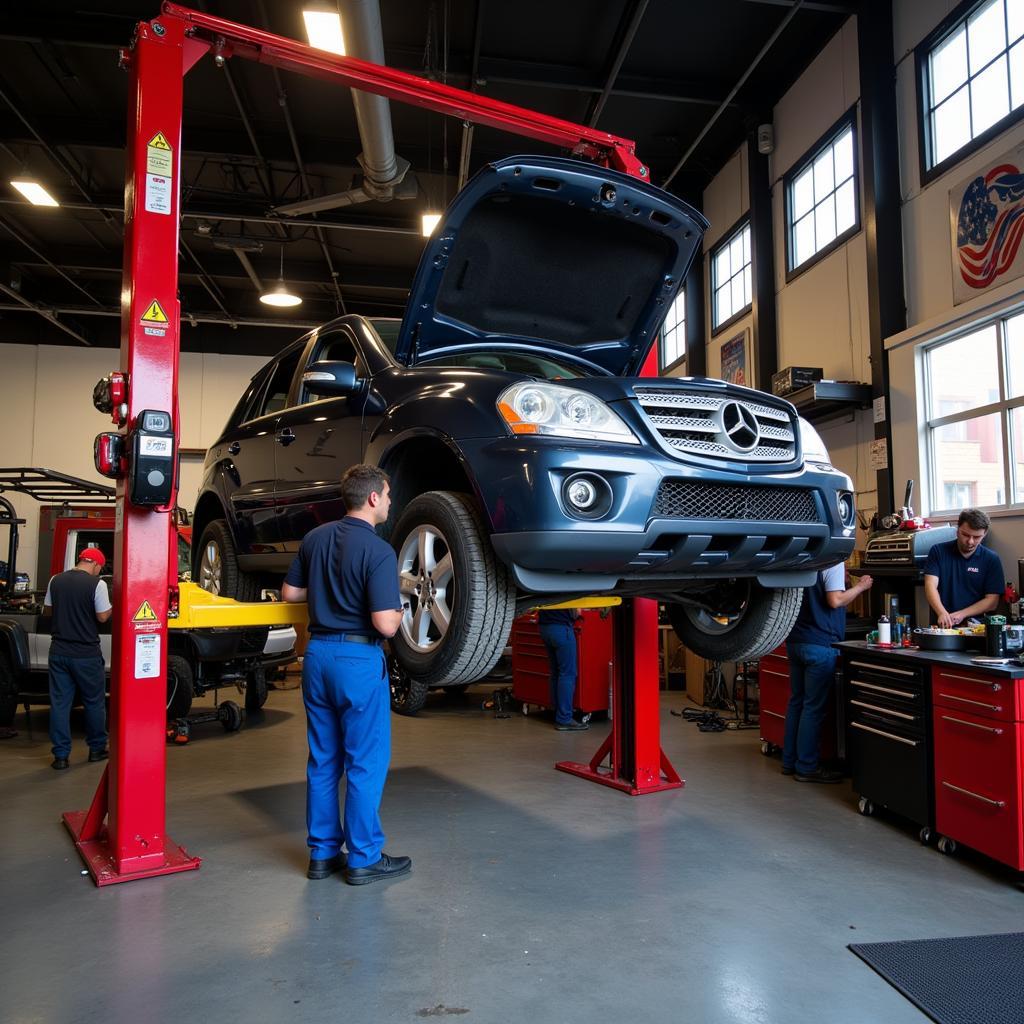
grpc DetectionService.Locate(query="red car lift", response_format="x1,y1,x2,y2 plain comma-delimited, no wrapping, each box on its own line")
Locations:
66,3,680,887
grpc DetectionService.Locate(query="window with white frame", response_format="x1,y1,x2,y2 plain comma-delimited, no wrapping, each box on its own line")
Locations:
660,289,686,370
786,116,858,272
922,0,1024,172
710,222,751,330
922,308,1024,512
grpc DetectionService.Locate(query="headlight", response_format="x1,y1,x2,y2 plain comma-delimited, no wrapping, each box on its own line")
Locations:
497,382,639,444
798,417,831,466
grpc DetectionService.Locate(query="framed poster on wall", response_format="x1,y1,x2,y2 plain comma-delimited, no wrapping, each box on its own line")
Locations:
719,330,749,386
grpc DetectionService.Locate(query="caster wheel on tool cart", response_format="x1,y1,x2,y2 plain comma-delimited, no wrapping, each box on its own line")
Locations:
858,797,874,816
219,700,244,732
521,704,529,716
937,836,957,856
760,741,776,756
919,827,932,845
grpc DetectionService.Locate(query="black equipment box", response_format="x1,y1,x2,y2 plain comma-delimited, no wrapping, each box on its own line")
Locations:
771,365,823,397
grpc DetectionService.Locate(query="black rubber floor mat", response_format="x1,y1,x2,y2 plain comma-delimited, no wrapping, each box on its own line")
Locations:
849,932,1024,1024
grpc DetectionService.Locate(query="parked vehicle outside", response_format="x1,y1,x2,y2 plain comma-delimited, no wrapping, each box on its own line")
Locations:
192,155,856,694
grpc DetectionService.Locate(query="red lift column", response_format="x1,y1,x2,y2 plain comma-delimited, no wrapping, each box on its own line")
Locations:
63,16,201,884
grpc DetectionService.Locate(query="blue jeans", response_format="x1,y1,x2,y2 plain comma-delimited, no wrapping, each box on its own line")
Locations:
48,652,107,759
783,642,837,775
301,636,391,868
539,623,578,725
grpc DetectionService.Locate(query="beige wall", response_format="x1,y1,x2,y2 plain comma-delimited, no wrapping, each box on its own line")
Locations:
0,343,267,582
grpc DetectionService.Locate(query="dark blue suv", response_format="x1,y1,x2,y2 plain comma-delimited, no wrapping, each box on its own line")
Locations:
194,156,855,700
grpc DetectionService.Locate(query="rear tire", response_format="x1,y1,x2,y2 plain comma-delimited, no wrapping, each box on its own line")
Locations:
194,518,260,602
389,491,516,687
668,583,803,662
388,653,429,716
245,667,269,713
166,655,194,719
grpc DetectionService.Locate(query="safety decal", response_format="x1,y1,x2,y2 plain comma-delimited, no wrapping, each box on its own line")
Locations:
132,600,160,623
140,300,169,324
146,132,173,176
148,131,172,151
135,633,161,679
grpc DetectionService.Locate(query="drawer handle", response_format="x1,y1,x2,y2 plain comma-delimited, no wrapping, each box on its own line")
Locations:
940,714,1004,735
941,781,1006,808
850,721,918,746
938,672,1002,692
937,692,1002,713
850,699,915,721
761,709,785,720
759,668,790,680
850,680,916,699
850,659,916,677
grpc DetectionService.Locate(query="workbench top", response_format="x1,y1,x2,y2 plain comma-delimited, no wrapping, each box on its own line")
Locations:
834,640,1024,678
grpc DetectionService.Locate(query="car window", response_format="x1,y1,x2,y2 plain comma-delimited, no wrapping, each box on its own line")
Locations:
227,364,274,428
368,318,401,355
418,350,584,380
71,531,115,569
257,349,303,418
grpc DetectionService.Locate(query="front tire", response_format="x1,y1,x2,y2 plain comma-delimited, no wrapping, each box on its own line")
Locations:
668,583,803,662
166,655,194,719
389,491,516,687
194,518,260,601
245,666,268,714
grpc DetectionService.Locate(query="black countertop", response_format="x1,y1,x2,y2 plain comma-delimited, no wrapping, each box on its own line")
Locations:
835,640,1024,678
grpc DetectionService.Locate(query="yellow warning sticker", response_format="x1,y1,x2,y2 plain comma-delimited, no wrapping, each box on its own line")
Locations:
140,300,168,324
146,132,173,175
132,600,160,623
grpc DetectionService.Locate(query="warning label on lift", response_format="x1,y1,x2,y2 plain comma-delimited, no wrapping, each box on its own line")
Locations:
140,300,168,324
146,132,173,176
132,600,160,623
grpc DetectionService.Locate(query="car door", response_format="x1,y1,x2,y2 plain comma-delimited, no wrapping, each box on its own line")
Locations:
273,325,371,549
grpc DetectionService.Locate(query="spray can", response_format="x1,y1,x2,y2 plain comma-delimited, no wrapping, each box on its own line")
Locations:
878,614,891,645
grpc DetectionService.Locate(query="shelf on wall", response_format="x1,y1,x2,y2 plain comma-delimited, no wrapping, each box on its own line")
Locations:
784,381,873,424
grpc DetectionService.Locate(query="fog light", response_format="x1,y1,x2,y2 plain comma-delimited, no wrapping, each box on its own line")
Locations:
561,473,612,520
567,477,598,511
838,492,855,527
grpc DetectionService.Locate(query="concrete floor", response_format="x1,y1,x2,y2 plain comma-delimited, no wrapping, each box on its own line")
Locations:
1,687,1021,1024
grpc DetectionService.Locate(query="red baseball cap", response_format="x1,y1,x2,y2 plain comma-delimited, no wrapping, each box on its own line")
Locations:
79,547,106,568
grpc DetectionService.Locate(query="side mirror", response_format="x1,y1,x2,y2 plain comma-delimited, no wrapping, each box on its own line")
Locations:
303,360,359,397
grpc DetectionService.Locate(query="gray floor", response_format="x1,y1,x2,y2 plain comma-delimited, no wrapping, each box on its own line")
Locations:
1,687,1021,1024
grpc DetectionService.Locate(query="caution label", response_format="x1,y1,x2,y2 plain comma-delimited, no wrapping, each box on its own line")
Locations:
132,600,160,623
146,132,173,176
140,300,168,324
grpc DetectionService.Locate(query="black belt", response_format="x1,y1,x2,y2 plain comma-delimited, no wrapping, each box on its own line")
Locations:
337,633,382,646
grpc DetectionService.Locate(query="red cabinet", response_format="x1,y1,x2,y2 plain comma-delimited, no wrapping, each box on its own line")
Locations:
511,611,613,715
932,667,1024,871
757,645,837,760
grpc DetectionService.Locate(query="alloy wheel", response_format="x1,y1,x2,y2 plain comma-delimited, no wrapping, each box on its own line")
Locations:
398,524,455,652
199,540,223,595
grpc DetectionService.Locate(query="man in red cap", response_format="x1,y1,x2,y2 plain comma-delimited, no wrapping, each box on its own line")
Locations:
43,547,112,770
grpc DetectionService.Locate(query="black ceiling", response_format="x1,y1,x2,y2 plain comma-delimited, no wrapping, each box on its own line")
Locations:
0,0,854,357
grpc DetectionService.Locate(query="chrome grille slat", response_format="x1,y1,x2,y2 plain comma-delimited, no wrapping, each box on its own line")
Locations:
646,415,720,433
653,481,821,523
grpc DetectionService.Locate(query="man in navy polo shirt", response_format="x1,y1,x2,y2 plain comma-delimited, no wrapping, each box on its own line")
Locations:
282,464,410,886
924,508,1003,628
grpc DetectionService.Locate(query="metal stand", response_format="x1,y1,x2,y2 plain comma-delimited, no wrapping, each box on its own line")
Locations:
557,598,683,795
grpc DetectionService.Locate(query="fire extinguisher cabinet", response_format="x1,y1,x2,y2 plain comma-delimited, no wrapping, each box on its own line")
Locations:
511,610,613,715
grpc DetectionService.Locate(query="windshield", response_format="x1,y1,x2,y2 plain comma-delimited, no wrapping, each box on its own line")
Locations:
417,350,585,380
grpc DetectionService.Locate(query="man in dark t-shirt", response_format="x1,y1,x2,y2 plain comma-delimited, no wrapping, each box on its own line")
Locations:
44,547,112,770
924,508,1003,627
283,464,409,886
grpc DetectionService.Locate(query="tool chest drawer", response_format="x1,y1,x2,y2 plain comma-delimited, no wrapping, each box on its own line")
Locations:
931,667,1018,724
758,650,789,748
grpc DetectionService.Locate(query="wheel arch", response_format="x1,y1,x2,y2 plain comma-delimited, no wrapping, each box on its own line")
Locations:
0,621,30,674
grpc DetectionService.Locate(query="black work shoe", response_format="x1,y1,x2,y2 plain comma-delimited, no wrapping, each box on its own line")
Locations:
781,765,795,776
555,720,589,731
307,853,344,880
344,853,412,886
88,748,109,763
794,768,844,784
51,757,70,771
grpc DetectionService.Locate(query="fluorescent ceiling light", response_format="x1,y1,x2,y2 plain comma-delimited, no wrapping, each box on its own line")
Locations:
421,213,441,237
260,281,302,307
10,180,59,207
303,8,345,55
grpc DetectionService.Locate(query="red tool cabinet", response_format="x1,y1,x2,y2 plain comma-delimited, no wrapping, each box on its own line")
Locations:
511,611,613,715
757,644,837,761
932,665,1024,871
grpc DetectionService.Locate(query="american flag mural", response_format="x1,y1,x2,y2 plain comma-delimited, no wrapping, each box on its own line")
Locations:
956,163,1024,292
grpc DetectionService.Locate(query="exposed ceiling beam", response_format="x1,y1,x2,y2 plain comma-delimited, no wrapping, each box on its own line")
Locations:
742,0,856,12
457,0,485,191
0,281,91,345
586,0,649,128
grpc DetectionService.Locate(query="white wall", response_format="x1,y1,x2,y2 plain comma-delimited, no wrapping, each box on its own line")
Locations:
0,343,267,581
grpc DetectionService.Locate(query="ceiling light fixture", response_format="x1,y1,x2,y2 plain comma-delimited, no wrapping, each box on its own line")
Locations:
421,212,441,237
303,4,345,55
10,180,59,207
260,246,302,308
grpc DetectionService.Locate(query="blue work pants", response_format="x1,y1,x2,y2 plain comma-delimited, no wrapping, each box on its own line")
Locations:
783,641,838,775
302,636,390,868
48,652,107,759
539,623,578,725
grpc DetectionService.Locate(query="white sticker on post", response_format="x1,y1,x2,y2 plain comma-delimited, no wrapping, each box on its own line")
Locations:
144,174,172,215
135,633,161,679
140,435,173,458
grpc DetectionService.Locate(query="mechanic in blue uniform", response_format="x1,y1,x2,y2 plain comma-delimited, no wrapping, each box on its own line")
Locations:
282,464,410,886
924,507,1004,628
538,607,588,731
783,563,873,783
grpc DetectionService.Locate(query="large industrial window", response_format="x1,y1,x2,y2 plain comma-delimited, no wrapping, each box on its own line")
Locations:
710,221,751,332
659,289,686,371
785,113,859,275
919,0,1024,180
923,306,1024,512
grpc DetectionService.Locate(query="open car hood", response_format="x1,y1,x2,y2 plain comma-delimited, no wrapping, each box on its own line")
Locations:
394,155,708,377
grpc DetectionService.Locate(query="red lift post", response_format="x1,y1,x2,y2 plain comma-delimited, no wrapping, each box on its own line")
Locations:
66,3,680,887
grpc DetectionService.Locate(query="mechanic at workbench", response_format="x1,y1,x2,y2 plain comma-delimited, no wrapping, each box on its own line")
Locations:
282,464,411,886
44,547,112,770
923,507,1004,628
